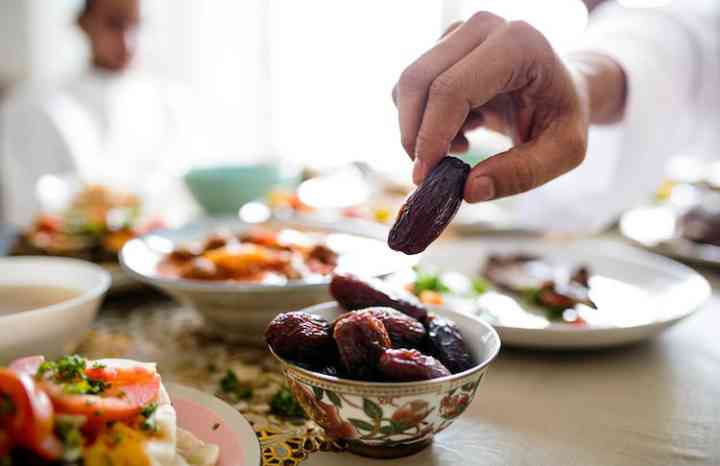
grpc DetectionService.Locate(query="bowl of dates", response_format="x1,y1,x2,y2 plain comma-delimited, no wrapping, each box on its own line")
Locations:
265,297,500,458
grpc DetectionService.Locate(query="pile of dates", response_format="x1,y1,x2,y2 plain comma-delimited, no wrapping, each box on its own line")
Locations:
265,273,475,382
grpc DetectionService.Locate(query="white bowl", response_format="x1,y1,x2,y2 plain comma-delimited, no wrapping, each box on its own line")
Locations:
271,302,501,458
120,217,417,345
0,257,111,363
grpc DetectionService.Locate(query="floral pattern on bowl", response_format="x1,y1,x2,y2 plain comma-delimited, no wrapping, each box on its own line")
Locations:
271,302,500,459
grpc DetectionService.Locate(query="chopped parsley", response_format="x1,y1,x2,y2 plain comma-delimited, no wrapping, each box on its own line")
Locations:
219,370,252,401
54,415,85,462
37,354,87,381
37,355,110,396
0,456,11,466
0,394,15,416
140,403,159,432
270,387,305,419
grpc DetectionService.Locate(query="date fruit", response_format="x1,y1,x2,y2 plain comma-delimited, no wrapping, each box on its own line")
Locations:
388,157,470,255
362,307,425,349
425,316,475,374
265,312,334,361
329,273,428,322
333,311,391,380
378,348,450,382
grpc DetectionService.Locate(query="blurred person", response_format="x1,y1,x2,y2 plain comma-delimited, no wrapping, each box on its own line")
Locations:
393,1,720,232
0,0,200,226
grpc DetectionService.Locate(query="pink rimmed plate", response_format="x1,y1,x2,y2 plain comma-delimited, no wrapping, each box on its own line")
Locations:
168,383,261,466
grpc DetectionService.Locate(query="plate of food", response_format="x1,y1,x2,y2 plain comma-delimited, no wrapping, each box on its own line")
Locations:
121,217,417,344
383,238,710,349
620,193,720,267
9,183,164,292
0,354,261,466
265,290,500,459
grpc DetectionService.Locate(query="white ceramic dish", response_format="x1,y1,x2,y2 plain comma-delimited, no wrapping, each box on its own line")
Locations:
417,238,710,349
620,204,720,267
271,302,500,459
167,383,261,466
0,256,111,363
121,217,417,344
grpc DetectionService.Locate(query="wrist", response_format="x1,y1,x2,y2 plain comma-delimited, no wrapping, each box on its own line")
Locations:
566,52,627,125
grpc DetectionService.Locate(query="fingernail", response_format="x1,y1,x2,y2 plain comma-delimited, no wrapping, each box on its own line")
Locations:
467,176,495,202
412,158,427,185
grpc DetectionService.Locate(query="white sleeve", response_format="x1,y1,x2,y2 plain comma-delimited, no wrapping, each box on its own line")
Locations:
1,98,77,227
512,1,720,233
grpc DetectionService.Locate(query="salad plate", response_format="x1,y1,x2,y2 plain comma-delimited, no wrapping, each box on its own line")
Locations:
410,238,710,349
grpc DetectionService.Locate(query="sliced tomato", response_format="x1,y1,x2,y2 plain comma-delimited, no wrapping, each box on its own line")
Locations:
9,356,45,376
0,369,62,460
44,364,160,428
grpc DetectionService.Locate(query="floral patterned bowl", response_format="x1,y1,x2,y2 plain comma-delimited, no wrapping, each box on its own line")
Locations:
269,302,501,459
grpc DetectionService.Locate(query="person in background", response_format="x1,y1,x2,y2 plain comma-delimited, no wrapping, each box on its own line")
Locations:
393,1,720,232
0,0,200,226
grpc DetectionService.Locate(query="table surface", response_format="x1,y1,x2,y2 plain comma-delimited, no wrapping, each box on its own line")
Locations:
84,243,720,466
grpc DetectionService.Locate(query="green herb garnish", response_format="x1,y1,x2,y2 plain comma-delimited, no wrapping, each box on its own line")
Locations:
38,355,110,396
219,370,252,401
412,269,450,295
0,456,12,466
55,415,85,462
270,387,306,418
140,403,159,432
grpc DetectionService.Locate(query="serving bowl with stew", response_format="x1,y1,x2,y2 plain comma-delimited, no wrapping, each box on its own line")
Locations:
120,217,417,344
269,302,501,458
0,256,111,363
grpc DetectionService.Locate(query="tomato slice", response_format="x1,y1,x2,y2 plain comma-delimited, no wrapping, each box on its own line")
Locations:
44,363,160,428
9,356,45,376
0,369,62,460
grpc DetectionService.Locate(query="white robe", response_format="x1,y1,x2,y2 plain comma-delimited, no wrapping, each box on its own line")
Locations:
0,69,200,226
512,0,720,233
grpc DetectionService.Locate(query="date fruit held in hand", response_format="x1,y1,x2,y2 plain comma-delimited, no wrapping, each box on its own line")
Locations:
265,311,334,361
378,348,450,382
389,157,470,255
330,273,428,322
425,316,475,374
333,311,391,380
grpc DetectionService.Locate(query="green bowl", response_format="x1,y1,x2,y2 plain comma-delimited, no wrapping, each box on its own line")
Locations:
184,163,300,215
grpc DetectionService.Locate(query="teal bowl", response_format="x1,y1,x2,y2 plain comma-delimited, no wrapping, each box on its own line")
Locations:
184,163,300,215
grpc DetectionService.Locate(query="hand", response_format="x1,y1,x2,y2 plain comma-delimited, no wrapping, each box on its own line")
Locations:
392,12,591,202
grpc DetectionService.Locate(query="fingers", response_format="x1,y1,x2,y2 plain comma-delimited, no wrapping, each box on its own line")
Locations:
413,21,552,182
464,119,587,202
395,11,505,162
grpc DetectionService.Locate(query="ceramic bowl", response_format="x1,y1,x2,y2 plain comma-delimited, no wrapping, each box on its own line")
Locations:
184,163,301,215
120,217,417,345
270,302,501,459
0,257,111,363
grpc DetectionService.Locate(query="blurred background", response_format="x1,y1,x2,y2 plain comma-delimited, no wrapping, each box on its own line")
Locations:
0,0,687,232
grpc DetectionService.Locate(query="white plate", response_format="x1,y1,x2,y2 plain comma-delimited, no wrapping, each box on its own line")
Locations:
415,238,710,349
620,205,720,267
121,217,417,344
167,383,261,466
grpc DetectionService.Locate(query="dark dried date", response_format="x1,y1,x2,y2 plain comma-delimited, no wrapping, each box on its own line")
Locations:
425,316,475,374
362,307,425,349
265,312,334,361
329,273,428,322
378,348,450,382
388,157,470,255
333,311,391,380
